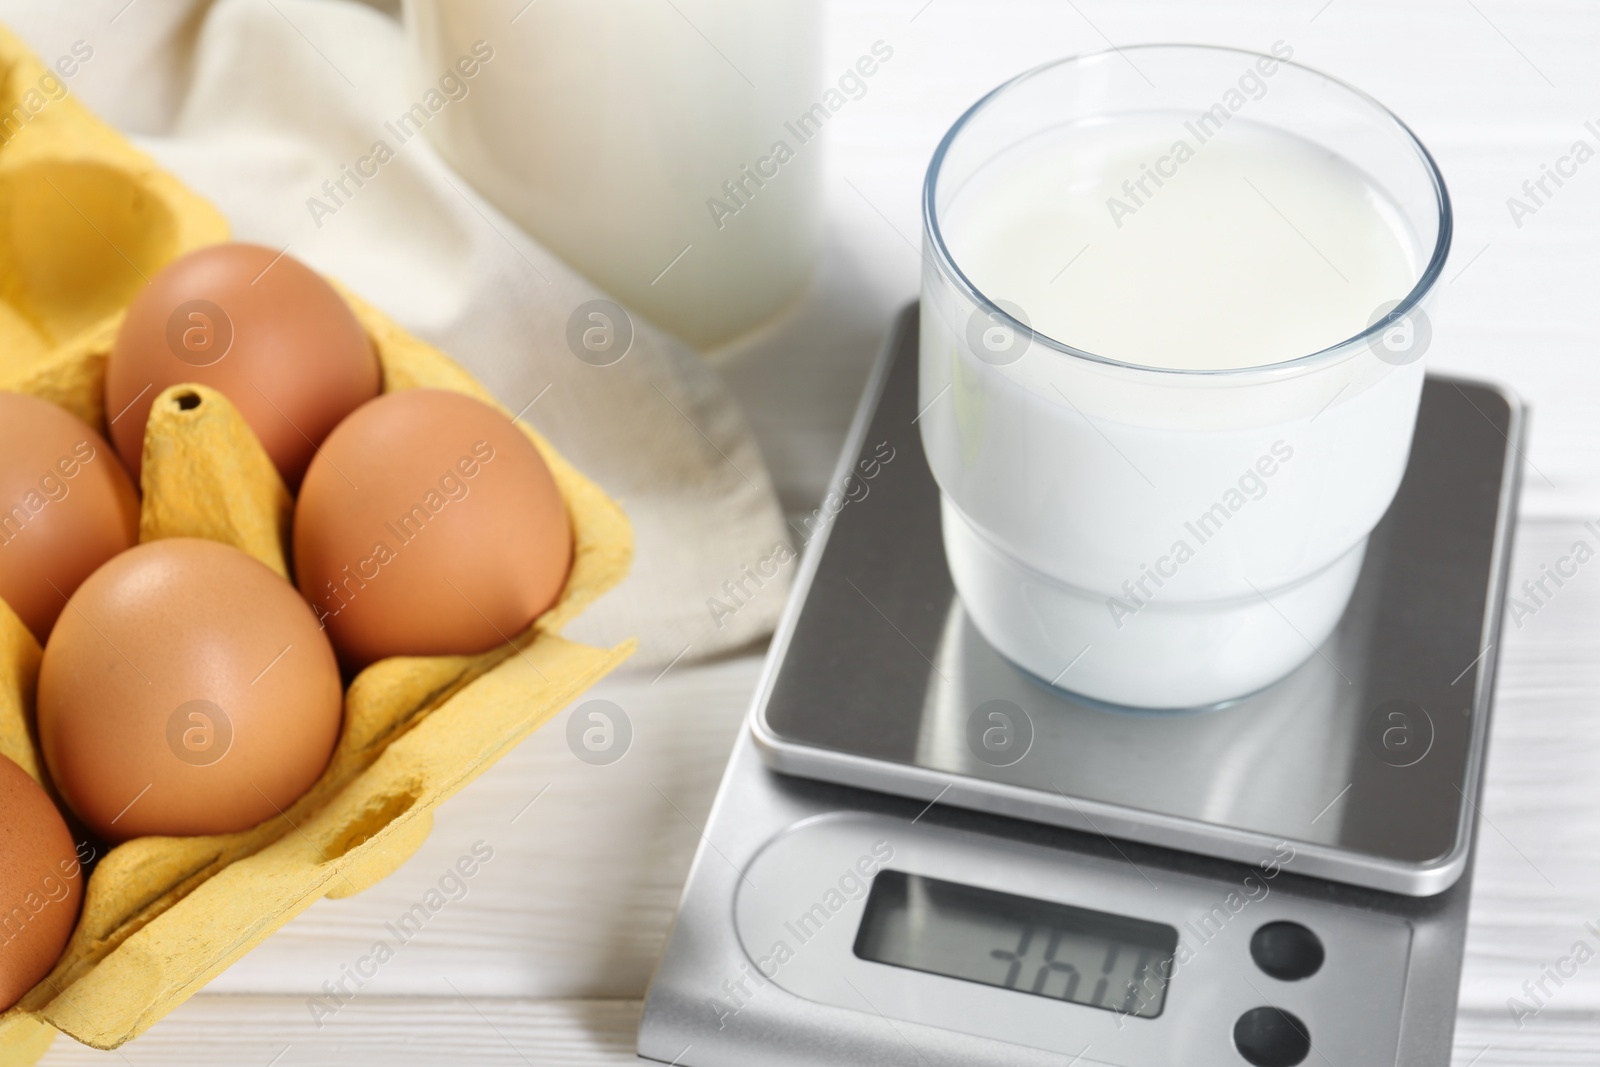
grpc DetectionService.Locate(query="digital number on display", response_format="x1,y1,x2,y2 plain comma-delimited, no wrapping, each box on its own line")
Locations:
853,870,1179,1018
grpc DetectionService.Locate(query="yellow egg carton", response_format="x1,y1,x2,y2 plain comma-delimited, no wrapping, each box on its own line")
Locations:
0,25,633,1062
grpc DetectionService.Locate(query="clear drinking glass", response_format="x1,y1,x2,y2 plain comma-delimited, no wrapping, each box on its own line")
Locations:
919,45,1451,709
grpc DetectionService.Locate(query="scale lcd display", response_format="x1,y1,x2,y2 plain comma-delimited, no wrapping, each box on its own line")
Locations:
853,870,1178,1018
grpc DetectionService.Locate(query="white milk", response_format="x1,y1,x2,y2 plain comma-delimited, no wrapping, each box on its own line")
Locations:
405,0,823,349
943,115,1419,371
920,113,1429,707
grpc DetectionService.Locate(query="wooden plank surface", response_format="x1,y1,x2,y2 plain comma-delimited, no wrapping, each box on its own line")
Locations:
28,997,1600,1066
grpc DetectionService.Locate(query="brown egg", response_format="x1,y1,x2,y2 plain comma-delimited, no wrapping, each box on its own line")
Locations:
0,753,84,1011
105,242,380,489
294,389,572,670
0,393,139,643
37,538,342,843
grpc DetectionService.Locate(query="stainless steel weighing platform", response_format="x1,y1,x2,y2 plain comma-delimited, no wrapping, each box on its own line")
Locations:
638,305,1523,1067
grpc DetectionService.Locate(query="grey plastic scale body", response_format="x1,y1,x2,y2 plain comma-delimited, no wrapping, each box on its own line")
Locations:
638,305,1523,1066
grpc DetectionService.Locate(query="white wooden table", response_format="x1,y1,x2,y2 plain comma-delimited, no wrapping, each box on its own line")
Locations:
38,0,1600,1062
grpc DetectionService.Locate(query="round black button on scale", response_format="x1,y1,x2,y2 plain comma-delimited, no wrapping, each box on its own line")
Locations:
1250,921,1325,981
1233,1006,1312,1067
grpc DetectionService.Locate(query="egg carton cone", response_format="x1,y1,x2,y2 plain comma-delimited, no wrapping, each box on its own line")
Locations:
0,23,633,1061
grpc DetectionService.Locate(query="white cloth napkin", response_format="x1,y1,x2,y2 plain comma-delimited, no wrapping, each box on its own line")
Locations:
6,0,794,669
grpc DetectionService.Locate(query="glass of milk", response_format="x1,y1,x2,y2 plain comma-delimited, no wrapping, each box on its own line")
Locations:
920,45,1451,709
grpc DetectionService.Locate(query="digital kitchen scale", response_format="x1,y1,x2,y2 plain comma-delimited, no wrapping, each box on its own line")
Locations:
638,305,1523,1067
